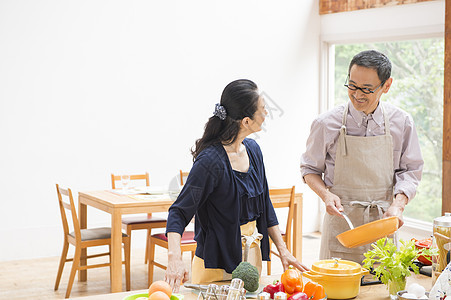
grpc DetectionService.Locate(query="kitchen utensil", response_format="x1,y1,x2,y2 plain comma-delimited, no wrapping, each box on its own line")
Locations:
397,290,429,300
302,258,369,299
184,284,210,291
336,216,399,248
340,212,354,230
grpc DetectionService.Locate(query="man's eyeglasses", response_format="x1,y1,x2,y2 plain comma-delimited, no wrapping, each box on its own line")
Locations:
344,75,385,94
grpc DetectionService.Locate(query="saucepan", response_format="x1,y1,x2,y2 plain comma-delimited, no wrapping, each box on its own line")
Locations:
336,216,399,248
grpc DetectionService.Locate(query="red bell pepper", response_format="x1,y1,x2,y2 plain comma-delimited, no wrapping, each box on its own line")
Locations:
287,292,308,300
263,280,285,299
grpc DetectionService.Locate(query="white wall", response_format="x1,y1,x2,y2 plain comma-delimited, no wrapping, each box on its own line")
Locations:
0,0,321,261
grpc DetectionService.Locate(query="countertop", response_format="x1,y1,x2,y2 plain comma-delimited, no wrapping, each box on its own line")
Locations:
71,273,433,300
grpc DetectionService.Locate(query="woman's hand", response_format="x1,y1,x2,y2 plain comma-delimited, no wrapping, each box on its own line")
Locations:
278,247,310,273
267,225,310,273
164,254,189,293
165,232,189,292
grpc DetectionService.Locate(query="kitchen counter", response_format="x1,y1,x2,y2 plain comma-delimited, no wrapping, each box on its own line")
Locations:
71,273,433,300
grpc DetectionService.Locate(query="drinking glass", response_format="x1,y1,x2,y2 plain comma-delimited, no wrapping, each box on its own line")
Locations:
121,175,130,193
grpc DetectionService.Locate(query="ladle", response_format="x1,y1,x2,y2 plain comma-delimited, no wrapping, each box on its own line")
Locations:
340,211,354,230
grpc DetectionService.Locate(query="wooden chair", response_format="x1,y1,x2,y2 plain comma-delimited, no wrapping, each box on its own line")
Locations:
111,173,167,264
267,186,296,275
179,170,189,186
148,231,197,285
54,184,130,298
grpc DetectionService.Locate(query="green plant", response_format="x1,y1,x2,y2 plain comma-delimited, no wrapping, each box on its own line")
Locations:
363,237,438,284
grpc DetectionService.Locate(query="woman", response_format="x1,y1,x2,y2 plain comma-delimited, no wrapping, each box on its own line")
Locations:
165,79,308,291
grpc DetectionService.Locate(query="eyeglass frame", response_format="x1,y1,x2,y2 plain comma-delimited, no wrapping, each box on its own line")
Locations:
344,74,385,95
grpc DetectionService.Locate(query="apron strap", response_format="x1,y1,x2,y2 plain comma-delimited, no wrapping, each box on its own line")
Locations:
339,104,349,156
241,226,263,262
381,103,391,136
348,200,389,224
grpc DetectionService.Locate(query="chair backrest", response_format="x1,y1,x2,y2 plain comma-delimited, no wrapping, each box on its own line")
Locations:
56,184,81,242
110,172,150,189
269,186,296,251
179,170,189,186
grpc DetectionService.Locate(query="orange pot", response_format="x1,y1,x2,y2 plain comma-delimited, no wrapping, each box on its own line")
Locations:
302,259,369,299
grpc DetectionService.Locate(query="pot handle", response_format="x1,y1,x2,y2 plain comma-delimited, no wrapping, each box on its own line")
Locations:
361,267,370,275
302,271,323,280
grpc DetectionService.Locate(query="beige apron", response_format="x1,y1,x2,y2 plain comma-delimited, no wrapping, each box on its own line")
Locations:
319,103,394,264
191,220,263,284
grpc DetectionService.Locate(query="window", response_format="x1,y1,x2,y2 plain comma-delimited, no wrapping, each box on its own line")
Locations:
333,38,444,222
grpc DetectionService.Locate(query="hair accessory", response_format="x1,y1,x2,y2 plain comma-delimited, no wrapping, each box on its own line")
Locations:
213,103,227,120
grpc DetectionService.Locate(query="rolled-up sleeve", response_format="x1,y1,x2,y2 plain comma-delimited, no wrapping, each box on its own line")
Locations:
300,118,327,181
394,115,424,202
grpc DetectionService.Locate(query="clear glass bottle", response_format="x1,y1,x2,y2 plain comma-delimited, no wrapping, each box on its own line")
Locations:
227,278,244,300
274,292,287,300
432,212,451,284
257,292,271,300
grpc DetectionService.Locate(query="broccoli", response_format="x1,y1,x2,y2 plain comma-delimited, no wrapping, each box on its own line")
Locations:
231,261,260,292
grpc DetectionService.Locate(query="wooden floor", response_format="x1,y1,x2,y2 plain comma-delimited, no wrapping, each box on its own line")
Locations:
0,233,321,300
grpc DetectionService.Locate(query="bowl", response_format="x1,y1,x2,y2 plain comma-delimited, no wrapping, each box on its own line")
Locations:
397,290,429,300
413,238,433,266
123,293,184,300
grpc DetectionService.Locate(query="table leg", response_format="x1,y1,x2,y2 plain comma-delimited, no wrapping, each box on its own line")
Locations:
293,194,303,261
78,198,87,282
111,210,123,292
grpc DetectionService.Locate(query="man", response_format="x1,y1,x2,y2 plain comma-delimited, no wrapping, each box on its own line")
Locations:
301,50,423,263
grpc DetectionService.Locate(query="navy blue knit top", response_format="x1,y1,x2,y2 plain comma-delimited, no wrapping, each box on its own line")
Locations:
166,138,279,273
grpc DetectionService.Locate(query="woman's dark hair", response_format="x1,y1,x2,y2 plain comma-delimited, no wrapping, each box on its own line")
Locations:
191,79,260,160
348,50,392,84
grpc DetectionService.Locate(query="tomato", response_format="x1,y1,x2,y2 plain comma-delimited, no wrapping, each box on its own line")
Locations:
281,267,303,295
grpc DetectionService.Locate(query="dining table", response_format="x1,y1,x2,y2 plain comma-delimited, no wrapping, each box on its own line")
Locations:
78,189,303,293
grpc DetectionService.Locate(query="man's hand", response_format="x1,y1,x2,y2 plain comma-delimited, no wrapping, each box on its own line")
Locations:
303,174,343,217
383,193,408,228
323,191,343,217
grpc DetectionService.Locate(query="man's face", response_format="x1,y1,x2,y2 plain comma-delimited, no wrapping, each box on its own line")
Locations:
348,65,392,115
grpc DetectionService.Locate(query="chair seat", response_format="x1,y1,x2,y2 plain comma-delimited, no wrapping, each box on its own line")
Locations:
152,231,195,244
122,215,167,225
69,227,127,241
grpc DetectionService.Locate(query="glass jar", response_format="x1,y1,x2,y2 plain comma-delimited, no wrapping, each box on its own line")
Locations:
432,212,451,284
227,278,244,300
205,284,219,300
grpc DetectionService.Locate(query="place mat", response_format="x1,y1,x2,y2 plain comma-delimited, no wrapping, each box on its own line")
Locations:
128,194,171,201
